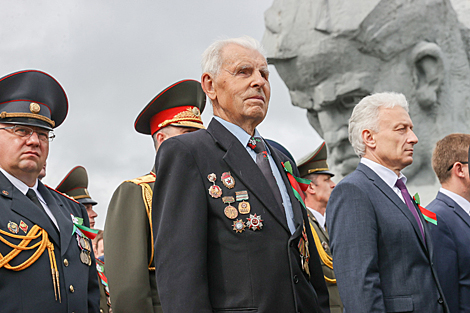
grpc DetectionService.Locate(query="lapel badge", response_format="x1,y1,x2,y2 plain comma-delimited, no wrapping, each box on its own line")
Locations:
2,190,9,196
7,221,19,234
235,191,250,214
232,219,246,233
247,214,263,231
222,196,238,219
322,241,329,251
221,172,235,189
207,173,222,198
19,220,28,233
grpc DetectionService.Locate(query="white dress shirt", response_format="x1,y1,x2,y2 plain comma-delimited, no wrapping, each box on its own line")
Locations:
440,188,470,216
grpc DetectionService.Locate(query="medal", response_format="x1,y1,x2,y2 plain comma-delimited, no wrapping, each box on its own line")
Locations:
298,222,310,277
207,173,222,198
222,196,237,219
238,201,251,214
232,219,246,233
235,190,249,201
80,249,91,265
79,237,91,251
246,214,263,231
221,172,235,189
19,220,28,233
7,221,19,234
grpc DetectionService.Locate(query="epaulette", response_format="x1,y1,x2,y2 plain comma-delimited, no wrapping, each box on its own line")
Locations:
126,172,156,185
46,185,80,204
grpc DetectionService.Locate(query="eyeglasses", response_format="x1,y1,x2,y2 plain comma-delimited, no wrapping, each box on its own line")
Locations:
447,161,468,171
0,125,55,142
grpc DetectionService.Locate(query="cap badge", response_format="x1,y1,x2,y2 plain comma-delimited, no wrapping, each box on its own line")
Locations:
7,221,19,234
191,107,200,117
221,172,235,189
30,102,41,114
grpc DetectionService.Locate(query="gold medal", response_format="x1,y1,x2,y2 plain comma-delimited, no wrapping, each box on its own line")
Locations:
232,219,246,233
224,205,238,219
79,237,90,251
7,221,19,234
238,201,251,214
207,173,222,198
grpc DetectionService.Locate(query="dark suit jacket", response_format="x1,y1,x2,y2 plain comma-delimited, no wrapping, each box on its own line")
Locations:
0,171,100,313
152,119,329,313
427,191,470,313
326,163,448,313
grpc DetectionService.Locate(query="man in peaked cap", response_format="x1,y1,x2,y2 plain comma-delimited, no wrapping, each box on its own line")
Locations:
298,142,342,313
104,79,205,313
57,165,111,313
0,70,99,312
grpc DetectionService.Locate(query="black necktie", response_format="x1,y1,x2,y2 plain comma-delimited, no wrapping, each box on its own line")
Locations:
249,137,284,208
26,188,44,211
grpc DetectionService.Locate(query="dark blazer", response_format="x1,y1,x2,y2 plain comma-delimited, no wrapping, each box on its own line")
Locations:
427,191,470,313
326,163,448,313
152,118,329,313
0,171,100,313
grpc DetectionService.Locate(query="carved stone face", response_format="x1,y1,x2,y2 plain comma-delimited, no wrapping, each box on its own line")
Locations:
263,0,470,184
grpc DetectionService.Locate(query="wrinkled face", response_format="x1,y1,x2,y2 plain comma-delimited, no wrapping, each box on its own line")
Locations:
212,44,271,129
0,123,49,183
84,203,97,229
312,174,336,206
371,106,418,172
273,37,429,179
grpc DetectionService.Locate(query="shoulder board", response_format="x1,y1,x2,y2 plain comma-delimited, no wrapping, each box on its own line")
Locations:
126,172,156,185
46,185,80,204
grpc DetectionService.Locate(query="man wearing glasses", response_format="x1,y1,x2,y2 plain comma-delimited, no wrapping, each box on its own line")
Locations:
0,70,100,312
427,134,470,313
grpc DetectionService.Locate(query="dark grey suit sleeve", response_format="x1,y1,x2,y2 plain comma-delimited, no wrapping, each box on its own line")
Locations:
326,182,385,312
152,138,212,313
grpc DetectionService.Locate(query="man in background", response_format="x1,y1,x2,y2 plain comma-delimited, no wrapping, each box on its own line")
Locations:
104,80,205,313
427,134,470,313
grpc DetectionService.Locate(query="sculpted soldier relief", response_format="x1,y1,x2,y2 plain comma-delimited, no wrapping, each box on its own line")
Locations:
263,0,470,188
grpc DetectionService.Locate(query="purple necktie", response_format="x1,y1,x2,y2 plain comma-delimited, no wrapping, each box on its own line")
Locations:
395,179,425,241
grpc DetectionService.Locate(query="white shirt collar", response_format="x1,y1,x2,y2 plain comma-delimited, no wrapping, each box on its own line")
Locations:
213,116,261,147
0,167,38,195
307,206,326,231
361,157,407,188
440,188,470,216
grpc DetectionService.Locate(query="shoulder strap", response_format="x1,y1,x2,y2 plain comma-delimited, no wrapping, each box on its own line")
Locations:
140,182,155,271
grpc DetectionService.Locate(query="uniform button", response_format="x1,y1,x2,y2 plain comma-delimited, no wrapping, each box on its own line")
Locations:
69,285,75,293
293,275,299,284
100,310,104,313
63,259,69,266
438,298,444,304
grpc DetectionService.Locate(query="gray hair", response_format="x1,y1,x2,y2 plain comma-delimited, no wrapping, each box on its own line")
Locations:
201,36,266,76
348,92,409,157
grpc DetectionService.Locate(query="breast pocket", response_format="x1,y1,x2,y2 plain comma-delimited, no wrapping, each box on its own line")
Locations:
384,296,413,312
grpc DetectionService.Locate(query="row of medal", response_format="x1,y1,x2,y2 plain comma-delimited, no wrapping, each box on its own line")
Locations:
7,220,29,234
75,229,92,266
207,172,264,233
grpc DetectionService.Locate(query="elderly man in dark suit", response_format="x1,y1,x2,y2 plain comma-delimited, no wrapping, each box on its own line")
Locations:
326,92,448,312
0,70,100,312
427,134,470,313
152,36,329,313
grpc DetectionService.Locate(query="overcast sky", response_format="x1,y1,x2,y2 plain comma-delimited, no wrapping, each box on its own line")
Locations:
1,1,323,229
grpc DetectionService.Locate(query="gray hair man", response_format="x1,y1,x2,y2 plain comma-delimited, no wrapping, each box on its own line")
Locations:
152,36,330,313
326,92,449,312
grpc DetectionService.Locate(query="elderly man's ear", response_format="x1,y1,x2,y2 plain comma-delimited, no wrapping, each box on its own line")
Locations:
409,41,445,109
201,73,217,101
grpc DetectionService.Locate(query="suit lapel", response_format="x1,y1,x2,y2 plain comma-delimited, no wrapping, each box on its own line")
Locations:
207,120,290,233
38,183,74,256
438,192,470,228
358,163,427,249
0,172,61,246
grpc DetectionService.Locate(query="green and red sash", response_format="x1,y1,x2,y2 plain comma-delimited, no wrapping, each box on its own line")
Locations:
413,193,437,225
282,161,311,209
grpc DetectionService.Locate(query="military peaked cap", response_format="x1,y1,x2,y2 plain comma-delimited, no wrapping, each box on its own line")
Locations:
56,166,97,206
297,142,335,178
0,70,68,130
134,79,206,135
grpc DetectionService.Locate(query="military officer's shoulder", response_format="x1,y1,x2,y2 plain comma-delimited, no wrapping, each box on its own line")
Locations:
45,184,81,204
124,172,156,186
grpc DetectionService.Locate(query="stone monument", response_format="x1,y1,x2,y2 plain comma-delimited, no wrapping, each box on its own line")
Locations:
263,0,470,199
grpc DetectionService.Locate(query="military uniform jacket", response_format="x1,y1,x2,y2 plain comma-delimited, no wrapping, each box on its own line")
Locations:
308,213,343,313
104,171,162,313
0,172,100,313
96,258,111,313
152,119,329,313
